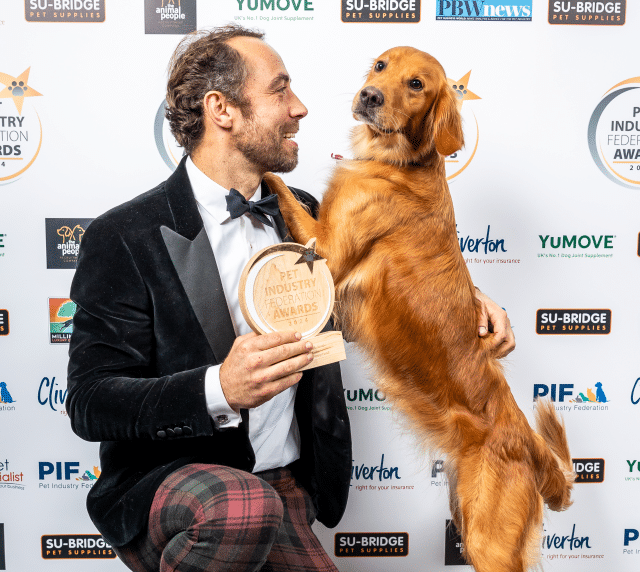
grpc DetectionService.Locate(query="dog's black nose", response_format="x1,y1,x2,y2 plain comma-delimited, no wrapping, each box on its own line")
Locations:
360,86,384,108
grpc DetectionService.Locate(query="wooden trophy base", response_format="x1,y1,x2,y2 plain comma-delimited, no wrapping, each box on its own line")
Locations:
298,331,347,372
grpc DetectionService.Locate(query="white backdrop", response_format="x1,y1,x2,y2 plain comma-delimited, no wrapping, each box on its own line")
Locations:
1,1,639,571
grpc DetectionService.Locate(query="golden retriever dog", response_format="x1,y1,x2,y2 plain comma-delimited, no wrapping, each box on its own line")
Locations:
264,46,573,572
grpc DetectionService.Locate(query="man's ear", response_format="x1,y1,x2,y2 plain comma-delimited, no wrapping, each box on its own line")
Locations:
203,90,235,129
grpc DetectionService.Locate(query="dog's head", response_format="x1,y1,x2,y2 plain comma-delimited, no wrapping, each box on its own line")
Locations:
351,46,464,166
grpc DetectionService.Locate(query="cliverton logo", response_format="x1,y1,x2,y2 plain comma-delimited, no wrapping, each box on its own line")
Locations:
38,376,67,414
145,0,197,34
0,310,8,335
536,309,611,335
573,458,605,483
549,1,625,25
541,524,600,559
49,298,77,343
341,0,420,23
436,1,532,21
25,0,105,22
588,76,640,189
41,535,115,559
459,225,519,265
335,533,409,557
351,454,411,492
538,234,614,259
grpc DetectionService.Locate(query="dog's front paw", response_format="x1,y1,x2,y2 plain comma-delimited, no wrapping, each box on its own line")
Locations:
263,172,290,196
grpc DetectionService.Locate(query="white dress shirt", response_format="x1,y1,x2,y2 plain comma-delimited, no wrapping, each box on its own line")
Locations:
186,157,301,473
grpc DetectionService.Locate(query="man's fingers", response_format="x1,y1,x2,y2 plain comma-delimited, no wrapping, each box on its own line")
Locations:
243,330,302,352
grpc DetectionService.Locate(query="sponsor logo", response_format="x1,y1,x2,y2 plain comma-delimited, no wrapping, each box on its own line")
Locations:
155,100,183,171
436,0,532,21
0,233,5,257
0,381,16,411
625,529,639,554
538,233,615,259
573,458,604,483
431,459,448,487
41,535,115,559
549,1,625,25
625,460,640,482
235,0,315,23
0,523,5,570
343,385,389,412
631,377,640,405
445,520,469,565
38,376,67,415
335,532,409,557
341,0,420,22
145,0,197,34
49,298,77,344
0,68,43,184
446,71,480,182
0,460,24,491
536,309,611,334
45,218,92,269
534,382,610,411
25,0,105,22
351,454,410,491
542,524,603,560
459,225,519,264
0,310,8,336
39,462,101,489
588,76,640,189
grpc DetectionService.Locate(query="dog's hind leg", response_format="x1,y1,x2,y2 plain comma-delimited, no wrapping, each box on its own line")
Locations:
455,445,543,572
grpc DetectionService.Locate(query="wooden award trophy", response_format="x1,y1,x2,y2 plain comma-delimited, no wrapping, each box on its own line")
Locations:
239,239,346,371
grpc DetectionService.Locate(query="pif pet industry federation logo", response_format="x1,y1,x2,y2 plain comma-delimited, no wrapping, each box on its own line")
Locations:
436,1,532,21
42,535,115,559
145,0,197,34
49,298,77,343
25,0,105,22
341,0,420,22
588,76,640,189
549,1,625,25
45,218,92,269
0,68,43,185
446,70,480,182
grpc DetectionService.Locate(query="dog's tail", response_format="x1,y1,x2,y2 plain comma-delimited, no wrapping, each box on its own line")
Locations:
533,399,574,512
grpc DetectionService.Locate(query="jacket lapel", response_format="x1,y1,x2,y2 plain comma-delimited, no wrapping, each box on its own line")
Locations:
161,157,236,364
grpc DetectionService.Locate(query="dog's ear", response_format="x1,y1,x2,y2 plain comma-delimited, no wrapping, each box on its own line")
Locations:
432,84,464,157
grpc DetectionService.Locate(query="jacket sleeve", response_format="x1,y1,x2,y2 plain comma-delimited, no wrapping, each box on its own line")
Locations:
66,217,214,443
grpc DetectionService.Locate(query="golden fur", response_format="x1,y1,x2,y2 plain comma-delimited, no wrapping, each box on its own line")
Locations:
264,46,573,572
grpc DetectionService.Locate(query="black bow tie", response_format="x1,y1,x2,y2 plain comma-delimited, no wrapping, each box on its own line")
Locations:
225,188,280,228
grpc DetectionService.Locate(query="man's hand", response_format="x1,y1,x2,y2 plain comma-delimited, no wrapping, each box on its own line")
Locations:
475,289,515,359
220,331,314,411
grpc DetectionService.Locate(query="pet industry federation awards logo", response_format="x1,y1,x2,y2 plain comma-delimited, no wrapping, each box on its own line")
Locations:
145,0,197,34
446,70,480,182
588,76,640,190
0,68,43,185
155,100,184,171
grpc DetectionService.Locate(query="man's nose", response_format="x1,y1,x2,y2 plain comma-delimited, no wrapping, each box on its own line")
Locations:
290,90,308,119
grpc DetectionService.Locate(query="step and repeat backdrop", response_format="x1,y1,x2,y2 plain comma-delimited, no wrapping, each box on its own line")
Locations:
1,1,639,571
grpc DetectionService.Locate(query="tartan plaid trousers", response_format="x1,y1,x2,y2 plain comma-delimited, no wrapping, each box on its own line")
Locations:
113,463,339,572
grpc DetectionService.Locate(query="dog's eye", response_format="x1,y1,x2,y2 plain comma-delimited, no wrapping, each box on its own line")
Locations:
374,61,385,72
409,79,423,91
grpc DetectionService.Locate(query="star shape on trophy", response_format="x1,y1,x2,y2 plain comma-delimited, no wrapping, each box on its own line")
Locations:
0,68,43,115
447,71,481,111
294,239,324,273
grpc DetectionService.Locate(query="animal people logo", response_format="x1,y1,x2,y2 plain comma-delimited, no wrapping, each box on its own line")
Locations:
0,68,43,185
549,1,625,25
536,309,611,335
444,520,469,565
341,0,420,22
0,310,8,336
436,1,532,21
41,535,115,559
49,298,77,343
446,71,480,182
25,0,105,22
0,381,16,410
145,0,197,34
588,76,640,189
334,533,409,557
45,218,92,269
573,458,604,483
0,459,24,491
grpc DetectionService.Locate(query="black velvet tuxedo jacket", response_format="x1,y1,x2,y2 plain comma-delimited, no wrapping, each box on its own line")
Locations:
66,158,352,548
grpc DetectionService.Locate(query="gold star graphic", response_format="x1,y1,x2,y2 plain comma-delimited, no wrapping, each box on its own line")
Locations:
0,68,43,115
447,71,481,110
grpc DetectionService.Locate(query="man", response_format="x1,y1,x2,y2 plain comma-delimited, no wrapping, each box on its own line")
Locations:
67,25,514,572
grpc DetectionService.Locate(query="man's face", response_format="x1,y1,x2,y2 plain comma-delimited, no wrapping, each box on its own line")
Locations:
228,37,308,173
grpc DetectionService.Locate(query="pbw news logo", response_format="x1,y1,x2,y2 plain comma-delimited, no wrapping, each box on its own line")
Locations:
436,1,532,21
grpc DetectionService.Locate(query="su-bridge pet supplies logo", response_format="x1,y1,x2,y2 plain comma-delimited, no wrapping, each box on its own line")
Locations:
145,0,197,34
588,76,640,190
436,1,532,21
549,1,625,25
536,309,611,334
42,535,115,559
0,68,42,185
335,532,409,557
25,0,105,22
0,310,8,336
341,0,420,22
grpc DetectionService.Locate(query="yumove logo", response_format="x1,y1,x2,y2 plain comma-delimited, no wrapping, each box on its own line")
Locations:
625,460,640,482
436,1,532,21
344,386,389,412
235,0,315,23
538,234,614,259
351,454,407,491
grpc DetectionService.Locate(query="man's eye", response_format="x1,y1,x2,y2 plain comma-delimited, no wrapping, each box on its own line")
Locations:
374,61,385,72
409,79,423,90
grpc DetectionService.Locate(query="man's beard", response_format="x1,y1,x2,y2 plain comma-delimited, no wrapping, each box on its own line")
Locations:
234,112,299,173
